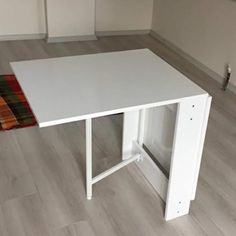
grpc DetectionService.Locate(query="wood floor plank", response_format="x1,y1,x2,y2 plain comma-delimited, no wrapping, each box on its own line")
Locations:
0,205,7,236
190,202,225,236
95,164,181,236
13,118,122,230
1,193,52,236
197,178,236,235
0,132,36,204
14,126,87,229
54,221,96,236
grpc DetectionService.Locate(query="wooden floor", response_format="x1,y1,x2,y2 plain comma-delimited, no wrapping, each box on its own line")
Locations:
0,35,235,236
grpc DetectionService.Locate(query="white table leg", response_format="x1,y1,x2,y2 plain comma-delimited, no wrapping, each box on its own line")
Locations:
165,95,211,220
85,112,141,200
86,118,92,200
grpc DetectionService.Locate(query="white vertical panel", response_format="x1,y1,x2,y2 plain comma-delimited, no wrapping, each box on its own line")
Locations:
191,96,212,200
122,110,140,160
46,0,95,38
138,109,146,145
134,142,168,201
144,104,177,171
165,95,209,220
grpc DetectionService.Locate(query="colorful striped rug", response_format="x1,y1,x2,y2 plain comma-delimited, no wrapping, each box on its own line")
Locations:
0,75,37,131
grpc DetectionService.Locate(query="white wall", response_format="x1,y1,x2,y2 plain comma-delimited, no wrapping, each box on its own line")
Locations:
46,0,95,38
0,0,46,36
152,0,236,86
96,0,153,31
0,0,153,39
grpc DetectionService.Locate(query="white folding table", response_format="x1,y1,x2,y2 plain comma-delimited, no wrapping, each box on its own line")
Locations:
11,49,211,221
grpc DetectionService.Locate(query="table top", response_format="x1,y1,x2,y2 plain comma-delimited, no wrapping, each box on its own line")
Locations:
11,49,208,128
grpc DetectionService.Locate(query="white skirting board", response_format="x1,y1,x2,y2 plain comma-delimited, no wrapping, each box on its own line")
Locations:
0,30,150,43
0,34,46,41
47,35,97,43
96,29,150,37
40,30,150,43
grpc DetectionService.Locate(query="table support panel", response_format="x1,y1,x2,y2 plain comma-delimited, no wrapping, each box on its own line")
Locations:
122,95,211,221
165,95,211,220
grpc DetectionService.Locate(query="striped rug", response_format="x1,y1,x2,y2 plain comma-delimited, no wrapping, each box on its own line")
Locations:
0,75,37,131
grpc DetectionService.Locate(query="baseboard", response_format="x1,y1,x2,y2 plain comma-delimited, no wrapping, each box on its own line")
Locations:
150,30,236,94
47,34,97,43
47,30,150,41
96,29,150,37
0,33,46,41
